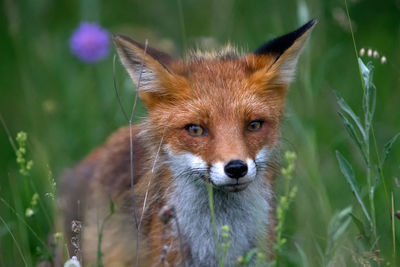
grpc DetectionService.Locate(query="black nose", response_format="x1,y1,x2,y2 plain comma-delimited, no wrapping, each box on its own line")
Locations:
224,160,248,179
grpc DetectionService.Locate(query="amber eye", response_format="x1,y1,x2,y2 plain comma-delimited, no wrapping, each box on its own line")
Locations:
185,124,206,137
247,120,264,132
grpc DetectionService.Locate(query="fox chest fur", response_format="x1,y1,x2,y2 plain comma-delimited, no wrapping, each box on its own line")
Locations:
59,20,316,266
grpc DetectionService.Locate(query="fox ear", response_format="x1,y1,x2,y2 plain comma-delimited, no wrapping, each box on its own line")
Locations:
113,34,173,92
251,19,317,85
113,34,189,108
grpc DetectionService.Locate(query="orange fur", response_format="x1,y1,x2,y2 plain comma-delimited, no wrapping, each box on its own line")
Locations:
58,21,315,266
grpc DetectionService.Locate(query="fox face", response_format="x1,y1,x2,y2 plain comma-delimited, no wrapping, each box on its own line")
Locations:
160,60,279,192
114,20,315,195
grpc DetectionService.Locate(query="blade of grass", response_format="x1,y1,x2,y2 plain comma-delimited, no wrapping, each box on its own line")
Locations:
382,133,400,166
337,111,368,165
112,54,129,121
207,183,222,267
0,113,17,152
0,197,48,248
391,192,396,265
295,242,309,267
9,172,33,264
138,117,168,232
129,39,148,230
344,0,390,216
0,214,28,267
325,206,352,263
1,117,53,229
350,213,369,239
336,151,373,230
334,91,366,140
97,199,114,267
176,0,187,54
28,179,52,228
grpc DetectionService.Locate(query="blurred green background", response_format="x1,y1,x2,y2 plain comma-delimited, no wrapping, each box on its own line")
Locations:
1,0,399,266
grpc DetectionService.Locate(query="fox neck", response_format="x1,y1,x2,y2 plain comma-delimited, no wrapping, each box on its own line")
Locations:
164,149,273,266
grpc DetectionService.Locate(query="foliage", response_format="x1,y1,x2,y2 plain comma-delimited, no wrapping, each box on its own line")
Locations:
96,199,115,267
0,0,399,266
15,132,33,176
274,151,298,265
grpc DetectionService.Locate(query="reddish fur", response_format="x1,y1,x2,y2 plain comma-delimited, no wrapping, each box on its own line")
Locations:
143,58,285,166
59,57,282,264
56,24,314,266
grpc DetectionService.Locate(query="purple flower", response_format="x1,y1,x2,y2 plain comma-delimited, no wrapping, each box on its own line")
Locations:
69,22,109,63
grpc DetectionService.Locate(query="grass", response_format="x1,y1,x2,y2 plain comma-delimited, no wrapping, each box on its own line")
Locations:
1,0,399,266
96,199,114,267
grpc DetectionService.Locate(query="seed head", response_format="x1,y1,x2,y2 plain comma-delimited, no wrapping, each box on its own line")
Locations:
25,208,34,217
237,256,244,264
380,56,387,64
359,48,365,56
64,256,80,267
367,49,372,57
53,232,63,241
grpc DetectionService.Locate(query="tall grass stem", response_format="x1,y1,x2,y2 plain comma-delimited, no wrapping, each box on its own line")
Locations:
0,214,29,267
344,0,390,217
176,0,187,54
0,197,47,248
207,183,223,267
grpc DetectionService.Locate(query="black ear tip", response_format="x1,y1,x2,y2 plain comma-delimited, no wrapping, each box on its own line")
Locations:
254,19,317,56
309,19,318,26
297,19,318,34
304,19,318,29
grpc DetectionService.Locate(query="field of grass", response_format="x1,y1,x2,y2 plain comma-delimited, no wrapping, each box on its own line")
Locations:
1,0,399,266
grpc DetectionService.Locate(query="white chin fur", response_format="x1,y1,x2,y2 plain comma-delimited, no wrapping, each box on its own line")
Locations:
164,145,273,266
164,146,208,179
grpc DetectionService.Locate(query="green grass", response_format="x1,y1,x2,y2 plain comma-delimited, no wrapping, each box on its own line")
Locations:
1,0,399,266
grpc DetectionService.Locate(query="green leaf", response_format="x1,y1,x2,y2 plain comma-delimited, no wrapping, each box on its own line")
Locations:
371,165,380,200
369,84,376,127
358,58,373,90
337,111,368,165
350,213,369,239
325,206,352,261
330,206,352,242
358,58,376,133
334,90,366,140
295,242,310,267
314,240,325,266
382,133,400,166
242,248,258,266
363,84,376,134
109,199,115,214
335,151,373,229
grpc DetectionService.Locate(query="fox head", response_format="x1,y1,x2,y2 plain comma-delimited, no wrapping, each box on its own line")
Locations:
114,20,316,192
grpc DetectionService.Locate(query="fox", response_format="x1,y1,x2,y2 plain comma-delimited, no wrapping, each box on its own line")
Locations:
58,19,316,267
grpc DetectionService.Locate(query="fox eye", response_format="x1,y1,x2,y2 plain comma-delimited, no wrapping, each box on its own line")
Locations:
185,124,206,137
247,120,264,132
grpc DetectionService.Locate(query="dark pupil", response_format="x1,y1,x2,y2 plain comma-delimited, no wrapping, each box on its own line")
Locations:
191,126,200,133
251,122,259,129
